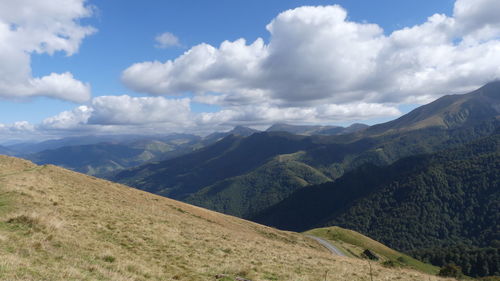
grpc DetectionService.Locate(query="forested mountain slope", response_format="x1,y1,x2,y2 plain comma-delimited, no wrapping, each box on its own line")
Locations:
253,132,500,277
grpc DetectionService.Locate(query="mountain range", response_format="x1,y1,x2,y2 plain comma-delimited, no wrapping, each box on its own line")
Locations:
2,123,368,178
113,82,499,220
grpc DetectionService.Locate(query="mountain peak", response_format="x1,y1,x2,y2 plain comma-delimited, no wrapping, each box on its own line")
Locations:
474,80,500,99
364,82,500,135
230,125,259,136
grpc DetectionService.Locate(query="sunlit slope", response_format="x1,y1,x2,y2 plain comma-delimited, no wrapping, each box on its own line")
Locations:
0,156,453,281
305,227,439,274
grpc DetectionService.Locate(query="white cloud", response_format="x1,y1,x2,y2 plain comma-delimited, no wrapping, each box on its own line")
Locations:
34,95,195,138
0,121,40,142
0,0,94,102
155,32,181,48
88,95,192,125
123,39,266,96
197,103,400,127
454,0,500,41
122,1,500,109
42,105,93,129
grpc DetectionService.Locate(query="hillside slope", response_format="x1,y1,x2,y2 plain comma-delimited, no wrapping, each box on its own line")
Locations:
113,133,315,198
186,155,331,218
305,227,438,274
0,156,451,281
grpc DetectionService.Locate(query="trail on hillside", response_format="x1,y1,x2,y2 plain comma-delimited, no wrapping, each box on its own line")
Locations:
306,235,346,257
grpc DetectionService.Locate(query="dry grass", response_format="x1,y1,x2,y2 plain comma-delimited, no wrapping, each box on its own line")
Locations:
305,227,440,275
0,155,457,281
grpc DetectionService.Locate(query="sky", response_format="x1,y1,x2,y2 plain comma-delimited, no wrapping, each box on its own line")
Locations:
0,0,499,142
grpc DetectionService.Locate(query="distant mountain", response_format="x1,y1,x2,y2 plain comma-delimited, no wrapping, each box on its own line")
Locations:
0,145,14,156
253,132,500,277
266,123,339,135
202,125,260,145
363,81,500,136
266,123,368,136
15,129,263,179
7,133,202,155
24,135,203,177
26,143,150,177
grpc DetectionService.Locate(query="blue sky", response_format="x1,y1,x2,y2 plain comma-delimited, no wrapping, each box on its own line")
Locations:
0,0,499,141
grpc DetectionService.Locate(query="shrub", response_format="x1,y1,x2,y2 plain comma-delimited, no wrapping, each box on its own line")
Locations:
438,263,463,278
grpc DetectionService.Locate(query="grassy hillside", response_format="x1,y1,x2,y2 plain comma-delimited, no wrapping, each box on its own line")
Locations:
0,156,451,281
305,227,439,274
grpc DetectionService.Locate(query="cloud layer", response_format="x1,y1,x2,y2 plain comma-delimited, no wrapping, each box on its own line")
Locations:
0,0,94,102
33,95,399,139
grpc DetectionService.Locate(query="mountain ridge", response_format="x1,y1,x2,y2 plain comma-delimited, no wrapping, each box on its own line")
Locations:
363,81,500,136
113,83,500,219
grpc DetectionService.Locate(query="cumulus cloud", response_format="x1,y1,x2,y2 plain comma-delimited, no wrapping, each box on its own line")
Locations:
42,105,93,129
454,0,500,41
155,32,181,48
0,0,94,102
123,39,266,96
122,0,500,109
0,121,40,142
88,95,192,125
37,95,195,135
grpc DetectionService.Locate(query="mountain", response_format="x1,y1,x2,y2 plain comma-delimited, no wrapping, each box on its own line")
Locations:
26,143,152,177
253,131,500,277
6,134,142,154
0,155,447,281
19,134,203,178
363,81,500,136
202,125,260,145
6,133,202,155
186,155,331,218
113,132,317,199
266,123,368,135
